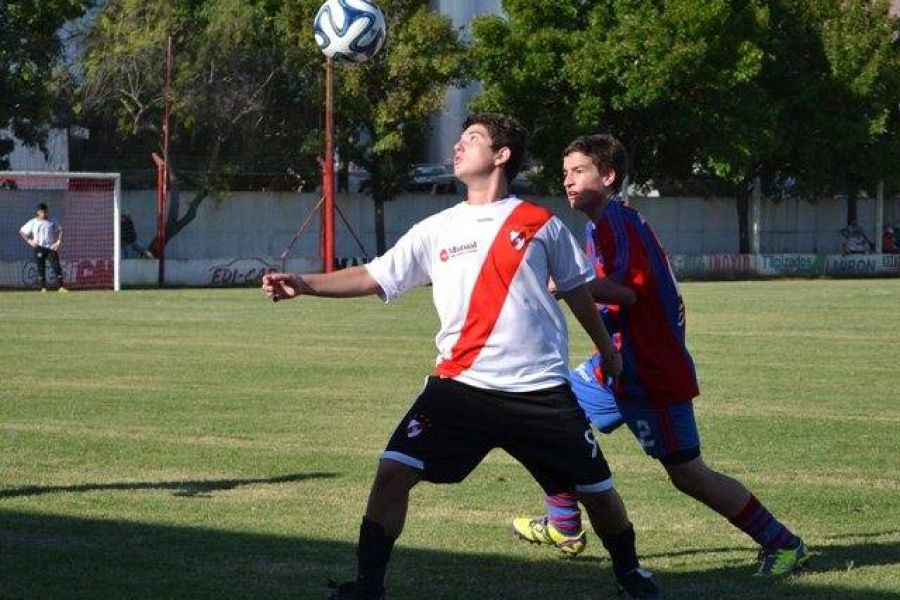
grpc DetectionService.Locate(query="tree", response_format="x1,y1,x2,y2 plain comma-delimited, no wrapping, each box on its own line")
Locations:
761,0,900,225
78,0,324,252
324,0,468,254
79,0,468,258
0,0,88,167
471,0,773,195
471,0,900,251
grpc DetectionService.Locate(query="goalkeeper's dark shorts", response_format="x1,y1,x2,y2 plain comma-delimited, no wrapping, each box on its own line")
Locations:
381,376,614,495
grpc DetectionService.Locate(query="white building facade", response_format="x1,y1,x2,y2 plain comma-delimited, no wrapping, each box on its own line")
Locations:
427,0,502,165
2,129,70,171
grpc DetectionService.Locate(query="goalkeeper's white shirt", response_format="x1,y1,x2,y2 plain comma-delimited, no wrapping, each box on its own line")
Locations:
366,196,594,392
20,218,61,248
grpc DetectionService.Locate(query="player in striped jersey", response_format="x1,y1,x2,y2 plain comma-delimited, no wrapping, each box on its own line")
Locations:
263,116,662,599
512,134,807,577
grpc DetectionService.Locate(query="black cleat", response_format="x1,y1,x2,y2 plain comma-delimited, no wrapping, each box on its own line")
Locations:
616,568,663,600
326,580,386,600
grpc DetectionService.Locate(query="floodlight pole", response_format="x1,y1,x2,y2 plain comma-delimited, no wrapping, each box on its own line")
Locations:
322,57,336,273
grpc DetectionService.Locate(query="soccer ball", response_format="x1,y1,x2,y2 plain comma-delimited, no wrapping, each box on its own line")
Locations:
314,0,387,63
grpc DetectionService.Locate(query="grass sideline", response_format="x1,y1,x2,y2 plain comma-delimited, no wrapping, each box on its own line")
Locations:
1,279,898,600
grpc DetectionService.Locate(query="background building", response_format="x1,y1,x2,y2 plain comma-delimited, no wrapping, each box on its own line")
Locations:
427,0,501,165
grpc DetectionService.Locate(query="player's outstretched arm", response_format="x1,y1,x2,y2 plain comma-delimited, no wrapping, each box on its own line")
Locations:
560,283,623,378
262,266,381,302
588,276,636,305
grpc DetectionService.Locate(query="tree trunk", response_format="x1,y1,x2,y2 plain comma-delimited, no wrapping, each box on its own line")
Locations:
337,158,349,193
846,190,858,224
147,161,210,254
736,184,751,254
374,193,386,255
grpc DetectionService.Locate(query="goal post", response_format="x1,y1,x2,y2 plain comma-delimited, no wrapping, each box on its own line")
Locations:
0,171,121,291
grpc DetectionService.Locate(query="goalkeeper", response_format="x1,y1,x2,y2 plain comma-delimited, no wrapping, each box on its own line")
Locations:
19,203,67,292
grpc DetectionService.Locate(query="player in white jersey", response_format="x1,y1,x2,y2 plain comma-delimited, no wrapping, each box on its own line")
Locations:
19,203,67,292
262,114,662,600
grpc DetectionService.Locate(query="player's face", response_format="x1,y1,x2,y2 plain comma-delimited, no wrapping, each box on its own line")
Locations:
36,208,47,219
453,124,503,181
563,152,613,213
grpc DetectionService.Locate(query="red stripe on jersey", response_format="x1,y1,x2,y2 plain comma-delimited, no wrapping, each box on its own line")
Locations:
656,407,678,455
435,201,552,379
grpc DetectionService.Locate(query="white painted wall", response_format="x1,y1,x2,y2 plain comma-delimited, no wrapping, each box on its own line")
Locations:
120,191,900,261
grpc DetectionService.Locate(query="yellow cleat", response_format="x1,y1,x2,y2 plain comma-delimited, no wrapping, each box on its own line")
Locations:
512,516,586,557
40,287,47,293
58,287,69,293
756,539,809,576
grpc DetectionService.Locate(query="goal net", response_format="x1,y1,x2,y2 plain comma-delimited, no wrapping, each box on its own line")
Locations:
0,172,120,290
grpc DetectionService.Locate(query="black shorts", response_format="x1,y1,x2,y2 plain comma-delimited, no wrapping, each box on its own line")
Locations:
382,376,613,495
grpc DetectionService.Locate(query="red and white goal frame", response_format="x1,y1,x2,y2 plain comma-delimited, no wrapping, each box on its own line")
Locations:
0,171,121,291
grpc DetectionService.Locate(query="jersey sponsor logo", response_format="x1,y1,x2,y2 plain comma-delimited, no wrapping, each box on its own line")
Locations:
438,241,478,262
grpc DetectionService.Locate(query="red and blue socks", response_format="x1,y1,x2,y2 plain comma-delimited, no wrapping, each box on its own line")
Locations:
729,494,800,550
545,492,583,535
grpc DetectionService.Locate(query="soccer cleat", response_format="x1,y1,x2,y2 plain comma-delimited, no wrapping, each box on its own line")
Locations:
326,581,385,600
512,515,586,557
616,568,663,599
40,287,47,293
58,287,69,293
756,539,809,576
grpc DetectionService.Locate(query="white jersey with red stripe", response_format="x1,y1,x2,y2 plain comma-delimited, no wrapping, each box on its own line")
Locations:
365,196,594,392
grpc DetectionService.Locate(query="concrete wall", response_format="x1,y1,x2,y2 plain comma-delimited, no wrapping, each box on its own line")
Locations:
121,191,900,261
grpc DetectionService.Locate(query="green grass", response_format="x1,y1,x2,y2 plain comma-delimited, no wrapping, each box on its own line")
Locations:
1,280,898,600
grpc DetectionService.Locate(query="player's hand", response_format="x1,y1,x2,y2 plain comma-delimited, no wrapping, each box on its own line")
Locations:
28,240,37,248
50,241,60,251
601,349,623,379
262,273,301,302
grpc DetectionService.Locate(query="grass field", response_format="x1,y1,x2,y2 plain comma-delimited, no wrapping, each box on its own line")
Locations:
1,279,898,600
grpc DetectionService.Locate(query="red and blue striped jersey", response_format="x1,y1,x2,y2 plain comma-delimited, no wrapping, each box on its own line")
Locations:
587,198,699,406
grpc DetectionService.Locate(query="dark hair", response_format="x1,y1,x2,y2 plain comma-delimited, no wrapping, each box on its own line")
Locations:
462,112,527,182
564,134,629,193
36,202,48,211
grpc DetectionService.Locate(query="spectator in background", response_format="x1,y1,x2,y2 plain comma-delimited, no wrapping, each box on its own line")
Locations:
19,202,67,292
840,220,873,254
883,226,898,254
120,211,153,258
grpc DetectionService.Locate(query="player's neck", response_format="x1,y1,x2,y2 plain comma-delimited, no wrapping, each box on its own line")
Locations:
464,171,508,205
588,191,616,222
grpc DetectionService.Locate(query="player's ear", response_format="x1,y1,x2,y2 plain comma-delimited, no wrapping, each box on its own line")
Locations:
494,146,511,169
601,168,617,189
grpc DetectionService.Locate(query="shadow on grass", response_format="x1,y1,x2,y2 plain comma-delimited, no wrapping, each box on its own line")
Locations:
0,472,337,499
1,511,898,600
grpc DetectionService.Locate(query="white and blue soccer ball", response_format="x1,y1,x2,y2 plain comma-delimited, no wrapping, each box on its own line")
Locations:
314,0,387,63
